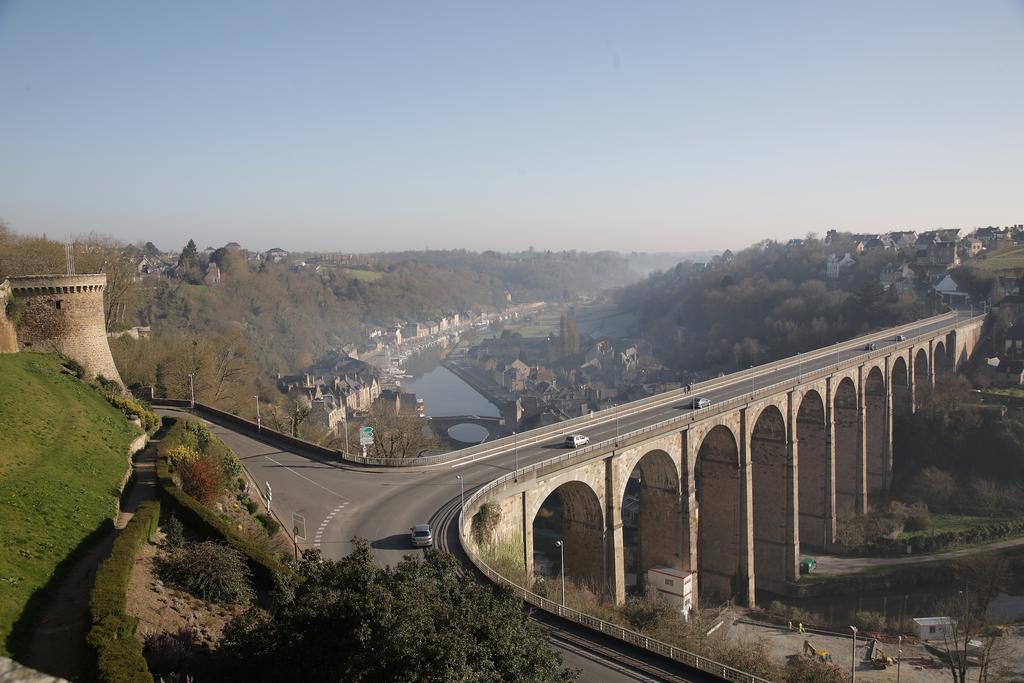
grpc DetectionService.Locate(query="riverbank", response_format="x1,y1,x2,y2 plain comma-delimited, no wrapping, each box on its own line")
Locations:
440,359,516,411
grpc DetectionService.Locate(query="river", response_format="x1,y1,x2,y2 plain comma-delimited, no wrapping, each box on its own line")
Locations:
401,355,501,419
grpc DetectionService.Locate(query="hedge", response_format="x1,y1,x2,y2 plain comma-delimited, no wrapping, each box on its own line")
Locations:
845,518,1024,557
86,499,160,683
155,455,292,588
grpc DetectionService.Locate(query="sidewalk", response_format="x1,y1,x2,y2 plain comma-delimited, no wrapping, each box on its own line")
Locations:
18,440,157,680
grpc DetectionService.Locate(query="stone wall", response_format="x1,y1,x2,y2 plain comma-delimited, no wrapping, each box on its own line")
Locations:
7,274,123,385
0,281,17,354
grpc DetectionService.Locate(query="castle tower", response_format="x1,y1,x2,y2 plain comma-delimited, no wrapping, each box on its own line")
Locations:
6,274,123,385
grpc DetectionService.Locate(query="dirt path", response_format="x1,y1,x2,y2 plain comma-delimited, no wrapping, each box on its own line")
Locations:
814,535,1024,575
18,441,157,681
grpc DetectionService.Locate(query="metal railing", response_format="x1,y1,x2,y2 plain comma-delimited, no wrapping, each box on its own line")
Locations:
456,311,985,682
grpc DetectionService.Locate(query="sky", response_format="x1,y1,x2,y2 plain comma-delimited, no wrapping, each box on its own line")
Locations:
1,2,1022,254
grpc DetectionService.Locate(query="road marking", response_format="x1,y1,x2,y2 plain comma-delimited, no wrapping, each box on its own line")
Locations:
263,455,350,501
313,503,347,550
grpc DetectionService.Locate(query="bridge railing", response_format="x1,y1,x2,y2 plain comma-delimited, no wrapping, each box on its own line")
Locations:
456,311,985,682
334,310,971,466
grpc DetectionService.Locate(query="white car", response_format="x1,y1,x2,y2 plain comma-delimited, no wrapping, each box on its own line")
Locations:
564,434,590,448
691,397,712,409
410,523,433,548
895,334,906,341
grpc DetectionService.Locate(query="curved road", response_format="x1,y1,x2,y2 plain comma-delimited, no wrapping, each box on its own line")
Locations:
154,311,979,681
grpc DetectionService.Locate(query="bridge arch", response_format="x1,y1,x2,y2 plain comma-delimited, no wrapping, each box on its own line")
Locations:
620,449,681,593
695,424,742,604
796,390,829,550
892,355,911,416
865,366,887,500
750,404,789,590
934,340,949,378
531,481,604,590
833,376,860,516
914,348,930,409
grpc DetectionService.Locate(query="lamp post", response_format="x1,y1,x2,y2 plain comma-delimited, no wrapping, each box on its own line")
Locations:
555,539,565,608
456,474,464,510
749,365,754,395
836,342,840,366
513,432,519,480
615,403,620,443
187,373,195,408
849,625,858,682
896,635,902,683
254,395,261,431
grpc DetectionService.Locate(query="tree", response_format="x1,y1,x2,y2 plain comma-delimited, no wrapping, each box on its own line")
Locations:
357,401,438,459
219,541,575,682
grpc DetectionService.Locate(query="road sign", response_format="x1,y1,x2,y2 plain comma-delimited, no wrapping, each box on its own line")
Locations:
359,426,374,446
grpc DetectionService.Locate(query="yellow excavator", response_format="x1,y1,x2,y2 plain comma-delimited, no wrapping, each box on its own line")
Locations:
870,640,894,669
803,640,834,664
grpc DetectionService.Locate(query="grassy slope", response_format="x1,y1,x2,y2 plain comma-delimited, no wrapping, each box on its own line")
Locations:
0,353,138,654
978,245,1024,271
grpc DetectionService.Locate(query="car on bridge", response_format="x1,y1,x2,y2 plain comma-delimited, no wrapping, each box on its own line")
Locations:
690,397,712,409
895,334,906,341
410,523,433,548
564,434,590,448
865,342,877,350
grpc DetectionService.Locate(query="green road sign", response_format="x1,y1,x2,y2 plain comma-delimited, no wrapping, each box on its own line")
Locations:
359,426,374,445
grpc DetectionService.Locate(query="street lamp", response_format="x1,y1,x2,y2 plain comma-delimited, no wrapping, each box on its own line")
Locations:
849,625,858,682
254,395,261,431
555,539,565,608
896,635,902,683
456,474,464,510
836,342,840,366
187,372,195,408
513,432,519,479
749,365,754,395
615,404,620,443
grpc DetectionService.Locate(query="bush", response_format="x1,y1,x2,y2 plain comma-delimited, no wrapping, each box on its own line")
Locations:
177,458,223,505
471,502,501,546
60,355,85,379
853,610,886,632
184,420,212,450
87,500,160,683
143,627,195,677
624,595,670,632
102,391,160,432
242,498,258,514
904,504,932,532
164,514,185,550
160,541,254,604
906,468,957,513
166,445,201,469
255,512,280,536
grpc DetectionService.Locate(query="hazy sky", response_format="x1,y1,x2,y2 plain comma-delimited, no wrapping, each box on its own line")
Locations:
1,2,1022,253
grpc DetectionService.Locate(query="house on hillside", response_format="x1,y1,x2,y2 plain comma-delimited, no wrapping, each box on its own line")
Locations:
826,253,856,280
879,262,914,294
933,275,969,305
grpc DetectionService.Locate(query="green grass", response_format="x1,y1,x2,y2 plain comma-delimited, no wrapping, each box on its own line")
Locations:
978,245,1024,271
334,267,383,283
898,514,1013,541
0,353,138,655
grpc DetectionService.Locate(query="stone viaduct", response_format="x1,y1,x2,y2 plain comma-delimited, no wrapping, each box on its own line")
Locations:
469,318,984,608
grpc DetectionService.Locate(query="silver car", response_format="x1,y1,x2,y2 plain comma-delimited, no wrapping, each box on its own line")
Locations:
691,397,712,409
410,523,433,548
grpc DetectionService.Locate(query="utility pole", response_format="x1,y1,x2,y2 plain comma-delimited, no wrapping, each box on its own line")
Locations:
187,373,195,408
254,395,261,431
456,474,464,510
896,635,902,683
513,432,518,480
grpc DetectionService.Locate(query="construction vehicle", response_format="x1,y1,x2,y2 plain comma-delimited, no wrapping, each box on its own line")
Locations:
869,640,894,669
803,640,834,664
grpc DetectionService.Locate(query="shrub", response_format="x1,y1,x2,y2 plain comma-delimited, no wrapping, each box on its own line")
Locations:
906,468,957,513
87,500,160,683
471,502,501,546
210,446,242,481
166,445,201,469
160,541,254,604
242,498,258,514
184,420,213,450
143,627,195,677
623,595,670,632
853,610,886,632
164,514,185,550
177,458,223,505
59,355,85,379
904,504,932,532
255,512,280,536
